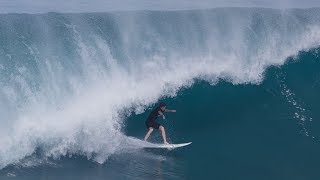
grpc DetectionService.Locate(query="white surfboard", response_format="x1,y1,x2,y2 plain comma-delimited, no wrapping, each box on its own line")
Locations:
145,142,192,149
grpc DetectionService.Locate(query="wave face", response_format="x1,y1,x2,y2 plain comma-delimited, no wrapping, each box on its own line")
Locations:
0,8,320,169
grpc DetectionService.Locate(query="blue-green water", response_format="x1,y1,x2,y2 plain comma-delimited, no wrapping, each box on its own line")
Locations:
126,51,320,180
0,8,320,180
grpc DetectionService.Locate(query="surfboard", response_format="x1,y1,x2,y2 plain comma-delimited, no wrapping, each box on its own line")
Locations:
145,142,192,149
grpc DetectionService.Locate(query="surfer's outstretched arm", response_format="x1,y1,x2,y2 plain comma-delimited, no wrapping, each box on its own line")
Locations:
165,109,176,112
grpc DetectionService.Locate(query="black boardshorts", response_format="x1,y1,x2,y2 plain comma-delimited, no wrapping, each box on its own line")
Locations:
145,119,161,129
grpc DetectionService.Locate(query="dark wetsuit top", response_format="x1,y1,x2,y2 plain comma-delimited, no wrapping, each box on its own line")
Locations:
145,106,164,129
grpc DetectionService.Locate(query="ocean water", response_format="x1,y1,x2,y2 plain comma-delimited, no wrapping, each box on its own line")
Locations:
0,8,320,180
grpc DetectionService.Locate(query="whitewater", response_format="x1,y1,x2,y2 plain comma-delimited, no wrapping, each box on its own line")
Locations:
0,8,320,170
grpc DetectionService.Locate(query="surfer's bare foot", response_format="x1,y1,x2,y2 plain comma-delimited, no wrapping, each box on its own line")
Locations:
164,141,169,145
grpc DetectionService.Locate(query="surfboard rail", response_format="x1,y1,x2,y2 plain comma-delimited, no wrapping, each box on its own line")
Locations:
144,142,192,149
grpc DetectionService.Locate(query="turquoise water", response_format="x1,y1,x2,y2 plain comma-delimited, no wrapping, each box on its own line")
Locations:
0,8,320,179
126,50,320,179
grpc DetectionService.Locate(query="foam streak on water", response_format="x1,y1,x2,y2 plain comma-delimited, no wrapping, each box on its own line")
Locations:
277,72,318,142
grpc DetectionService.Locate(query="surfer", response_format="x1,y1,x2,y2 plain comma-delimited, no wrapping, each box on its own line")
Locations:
144,102,176,144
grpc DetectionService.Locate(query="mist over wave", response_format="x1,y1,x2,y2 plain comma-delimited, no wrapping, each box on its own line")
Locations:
2,0,320,13
0,8,320,169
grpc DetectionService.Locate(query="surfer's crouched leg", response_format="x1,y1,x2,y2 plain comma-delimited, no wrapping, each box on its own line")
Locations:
159,126,168,144
144,127,154,141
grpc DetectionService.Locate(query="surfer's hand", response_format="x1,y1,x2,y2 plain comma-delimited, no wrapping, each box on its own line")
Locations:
163,115,166,120
172,110,176,112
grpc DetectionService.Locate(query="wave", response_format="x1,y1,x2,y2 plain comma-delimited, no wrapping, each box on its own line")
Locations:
0,8,320,169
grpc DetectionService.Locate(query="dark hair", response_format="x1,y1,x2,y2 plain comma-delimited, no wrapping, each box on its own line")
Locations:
159,102,166,107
